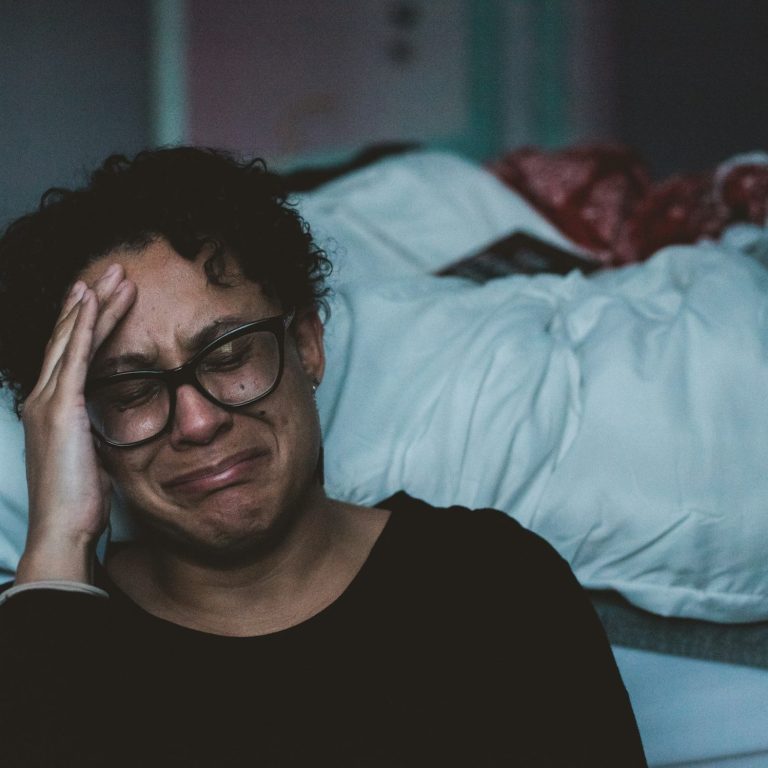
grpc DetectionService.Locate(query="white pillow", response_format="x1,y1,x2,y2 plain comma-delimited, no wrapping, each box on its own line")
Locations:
317,244,768,622
0,391,28,580
295,150,582,288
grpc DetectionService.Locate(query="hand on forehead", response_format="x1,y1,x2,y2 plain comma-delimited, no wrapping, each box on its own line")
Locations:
80,240,279,370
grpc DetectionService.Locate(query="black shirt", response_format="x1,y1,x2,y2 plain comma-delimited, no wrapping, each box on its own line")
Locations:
0,493,646,767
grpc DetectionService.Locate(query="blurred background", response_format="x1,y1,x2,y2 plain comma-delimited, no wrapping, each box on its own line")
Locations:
2,0,767,227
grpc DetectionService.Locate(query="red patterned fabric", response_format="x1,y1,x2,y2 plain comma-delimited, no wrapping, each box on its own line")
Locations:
720,164,768,223
489,146,768,267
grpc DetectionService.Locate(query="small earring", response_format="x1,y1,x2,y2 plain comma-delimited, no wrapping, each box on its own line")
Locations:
311,377,320,394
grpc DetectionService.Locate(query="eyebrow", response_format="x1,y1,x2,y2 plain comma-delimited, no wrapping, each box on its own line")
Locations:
181,315,252,354
93,315,252,376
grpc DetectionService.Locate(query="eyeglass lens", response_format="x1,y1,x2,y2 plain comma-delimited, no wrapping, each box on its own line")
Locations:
86,329,280,445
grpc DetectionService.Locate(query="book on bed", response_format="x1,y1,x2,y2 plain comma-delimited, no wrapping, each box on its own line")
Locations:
436,231,602,282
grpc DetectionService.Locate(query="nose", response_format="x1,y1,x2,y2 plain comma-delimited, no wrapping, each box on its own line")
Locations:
169,384,232,448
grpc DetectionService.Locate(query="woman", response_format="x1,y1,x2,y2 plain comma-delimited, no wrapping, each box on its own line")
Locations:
0,147,646,766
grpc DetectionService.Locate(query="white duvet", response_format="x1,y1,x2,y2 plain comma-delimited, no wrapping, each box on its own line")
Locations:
318,246,768,622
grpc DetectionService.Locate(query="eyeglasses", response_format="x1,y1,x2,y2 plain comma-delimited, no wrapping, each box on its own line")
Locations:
85,310,295,447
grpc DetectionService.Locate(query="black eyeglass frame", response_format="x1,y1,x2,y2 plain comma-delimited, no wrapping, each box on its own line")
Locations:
85,310,295,448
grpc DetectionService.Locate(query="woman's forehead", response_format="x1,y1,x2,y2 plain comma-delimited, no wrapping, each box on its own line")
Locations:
82,240,279,363
80,239,235,290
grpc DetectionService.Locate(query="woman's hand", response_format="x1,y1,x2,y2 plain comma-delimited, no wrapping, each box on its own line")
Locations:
15,264,137,585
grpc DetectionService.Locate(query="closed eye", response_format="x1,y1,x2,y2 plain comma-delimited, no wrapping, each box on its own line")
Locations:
107,380,163,411
198,335,259,372
198,346,249,372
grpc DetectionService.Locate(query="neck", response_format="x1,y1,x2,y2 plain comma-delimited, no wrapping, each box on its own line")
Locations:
107,487,390,637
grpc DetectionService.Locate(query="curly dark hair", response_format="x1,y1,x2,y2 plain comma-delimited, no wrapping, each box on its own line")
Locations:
0,146,332,415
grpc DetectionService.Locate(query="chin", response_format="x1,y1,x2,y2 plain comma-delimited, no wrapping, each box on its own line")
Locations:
139,489,300,568
182,528,287,569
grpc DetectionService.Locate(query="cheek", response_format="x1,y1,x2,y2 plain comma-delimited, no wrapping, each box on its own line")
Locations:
253,371,319,469
285,394,323,466
277,372,318,437
99,443,157,492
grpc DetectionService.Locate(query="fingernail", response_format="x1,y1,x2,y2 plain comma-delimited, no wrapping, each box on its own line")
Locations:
98,264,120,282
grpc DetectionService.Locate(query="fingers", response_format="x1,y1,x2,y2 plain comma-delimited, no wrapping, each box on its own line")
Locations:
90,262,123,306
60,280,87,316
54,288,99,397
35,266,122,392
88,264,138,354
90,277,137,355
35,286,89,393
56,264,120,332
34,263,137,396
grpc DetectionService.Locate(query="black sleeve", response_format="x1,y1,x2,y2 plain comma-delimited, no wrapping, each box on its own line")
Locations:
383,496,649,766
0,589,112,767
515,526,649,767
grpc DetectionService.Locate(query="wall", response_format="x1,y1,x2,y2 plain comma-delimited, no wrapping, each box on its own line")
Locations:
615,0,768,176
187,0,471,164
500,0,618,151
1,0,766,229
0,0,151,227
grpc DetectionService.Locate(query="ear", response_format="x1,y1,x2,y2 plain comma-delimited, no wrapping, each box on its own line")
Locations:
291,308,325,385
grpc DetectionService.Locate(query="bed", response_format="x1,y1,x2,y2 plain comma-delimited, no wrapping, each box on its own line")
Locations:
294,148,768,766
2,146,768,765
616,647,768,767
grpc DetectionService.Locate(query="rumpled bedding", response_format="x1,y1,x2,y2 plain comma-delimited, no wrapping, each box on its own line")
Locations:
317,243,768,622
294,149,768,622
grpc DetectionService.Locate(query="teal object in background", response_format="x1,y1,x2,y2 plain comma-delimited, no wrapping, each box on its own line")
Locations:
532,0,567,149
414,0,570,162
462,0,505,161
149,0,188,146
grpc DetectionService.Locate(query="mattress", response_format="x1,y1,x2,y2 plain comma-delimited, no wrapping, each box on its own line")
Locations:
614,647,768,767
